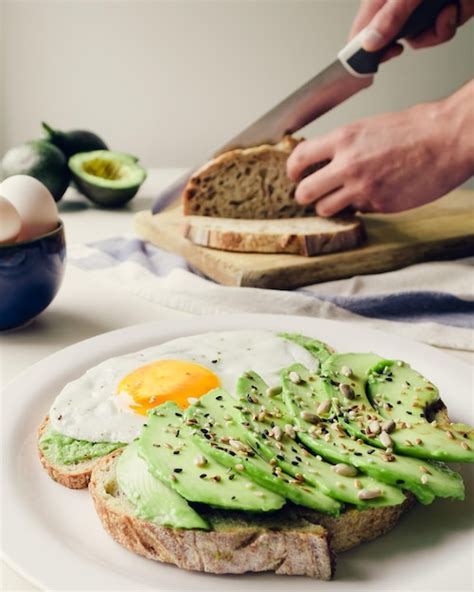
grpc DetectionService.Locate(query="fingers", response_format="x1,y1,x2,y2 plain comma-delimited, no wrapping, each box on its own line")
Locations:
314,188,360,217
379,42,404,63
294,163,343,205
349,0,386,39
362,0,423,51
287,138,335,182
408,4,458,48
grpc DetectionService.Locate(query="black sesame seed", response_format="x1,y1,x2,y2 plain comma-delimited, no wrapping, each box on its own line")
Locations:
173,468,183,473
199,473,207,479
231,496,236,500
407,411,413,415
228,450,236,456
152,444,161,448
229,474,235,480
397,400,402,405
295,456,302,462
174,412,182,417
212,360,218,364
215,395,223,400
367,449,375,455
291,461,299,466
175,429,180,437
354,452,362,456
277,454,284,461
396,479,405,484
173,451,180,455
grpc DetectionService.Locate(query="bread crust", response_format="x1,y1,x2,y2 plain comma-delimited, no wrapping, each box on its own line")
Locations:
183,215,366,256
89,450,415,579
37,416,111,489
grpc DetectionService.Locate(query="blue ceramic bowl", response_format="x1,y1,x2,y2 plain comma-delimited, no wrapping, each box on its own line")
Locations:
0,221,66,330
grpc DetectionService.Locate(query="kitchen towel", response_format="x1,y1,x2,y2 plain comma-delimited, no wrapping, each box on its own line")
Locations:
69,237,474,351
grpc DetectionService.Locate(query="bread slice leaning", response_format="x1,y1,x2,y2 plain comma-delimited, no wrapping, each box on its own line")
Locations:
183,215,365,256
38,416,107,489
182,137,322,219
89,449,414,579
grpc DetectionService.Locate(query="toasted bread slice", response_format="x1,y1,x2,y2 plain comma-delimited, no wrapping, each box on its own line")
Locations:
183,215,365,256
37,416,121,489
182,137,326,219
89,449,414,578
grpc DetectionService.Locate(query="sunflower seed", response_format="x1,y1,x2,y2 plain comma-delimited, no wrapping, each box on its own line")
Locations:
194,454,207,468
266,385,282,397
300,411,320,424
381,419,396,434
368,420,381,436
333,463,358,477
379,431,393,448
316,400,331,415
339,383,355,399
358,488,382,500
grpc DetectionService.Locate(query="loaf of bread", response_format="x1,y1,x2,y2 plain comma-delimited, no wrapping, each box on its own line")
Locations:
182,137,326,219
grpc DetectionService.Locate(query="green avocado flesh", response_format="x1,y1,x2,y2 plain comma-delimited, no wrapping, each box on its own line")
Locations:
138,401,285,512
234,372,405,509
116,442,208,529
69,150,146,207
320,353,474,462
186,388,342,515
281,364,465,504
39,428,124,465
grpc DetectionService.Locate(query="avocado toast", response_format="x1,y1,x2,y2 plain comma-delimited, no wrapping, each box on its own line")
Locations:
85,333,473,579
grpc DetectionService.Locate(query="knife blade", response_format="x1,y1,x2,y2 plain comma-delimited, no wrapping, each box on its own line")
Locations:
152,0,457,214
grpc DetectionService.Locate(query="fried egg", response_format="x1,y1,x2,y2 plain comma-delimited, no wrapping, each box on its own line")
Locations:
49,330,318,443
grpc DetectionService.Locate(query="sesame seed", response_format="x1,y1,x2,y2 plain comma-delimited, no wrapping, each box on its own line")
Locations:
420,475,428,485
415,438,423,445
341,366,353,377
380,431,393,448
446,431,455,440
333,463,358,477
461,442,471,451
194,454,207,468
266,385,282,397
235,463,244,471
316,400,331,415
354,479,362,489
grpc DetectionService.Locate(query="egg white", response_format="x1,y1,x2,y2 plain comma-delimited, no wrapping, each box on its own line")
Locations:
49,330,318,443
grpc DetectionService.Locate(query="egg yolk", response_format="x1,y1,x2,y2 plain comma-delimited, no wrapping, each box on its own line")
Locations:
117,359,221,415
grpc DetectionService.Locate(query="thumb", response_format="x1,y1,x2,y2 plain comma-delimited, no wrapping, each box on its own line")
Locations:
362,0,423,51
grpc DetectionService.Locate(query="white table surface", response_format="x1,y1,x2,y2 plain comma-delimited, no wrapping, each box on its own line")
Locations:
1,169,472,591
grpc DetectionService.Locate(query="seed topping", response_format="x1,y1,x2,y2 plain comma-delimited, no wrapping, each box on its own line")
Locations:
339,383,355,399
333,463,358,477
358,488,382,500
289,371,302,384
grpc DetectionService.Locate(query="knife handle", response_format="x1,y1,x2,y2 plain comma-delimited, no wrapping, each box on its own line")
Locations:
338,0,460,77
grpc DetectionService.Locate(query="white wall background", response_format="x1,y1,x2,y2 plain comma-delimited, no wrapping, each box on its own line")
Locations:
1,0,473,168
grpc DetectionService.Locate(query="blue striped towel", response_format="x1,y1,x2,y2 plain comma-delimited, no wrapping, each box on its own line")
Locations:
69,237,474,351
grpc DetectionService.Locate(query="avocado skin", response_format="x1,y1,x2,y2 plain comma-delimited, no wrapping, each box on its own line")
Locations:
321,353,474,462
42,122,108,158
117,441,209,530
71,175,141,208
138,401,284,512
281,364,465,504
1,140,69,201
186,388,342,515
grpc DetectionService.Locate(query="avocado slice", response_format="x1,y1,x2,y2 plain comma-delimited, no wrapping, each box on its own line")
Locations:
235,371,405,510
281,364,465,504
69,150,146,208
117,441,209,529
321,353,474,462
278,333,334,368
138,401,284,512
186,388,341,515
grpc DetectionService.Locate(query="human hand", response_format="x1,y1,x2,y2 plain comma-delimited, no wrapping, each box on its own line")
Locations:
350,0,474,61
286,82,474,216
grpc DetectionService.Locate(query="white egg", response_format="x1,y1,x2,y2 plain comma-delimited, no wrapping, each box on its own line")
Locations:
49,330,318,444
0,175,58,241
0,195,22,244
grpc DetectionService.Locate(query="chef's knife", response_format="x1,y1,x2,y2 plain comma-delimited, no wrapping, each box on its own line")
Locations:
152,0,458,213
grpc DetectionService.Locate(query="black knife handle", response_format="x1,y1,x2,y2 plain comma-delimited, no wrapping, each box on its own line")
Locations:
339,0,460,77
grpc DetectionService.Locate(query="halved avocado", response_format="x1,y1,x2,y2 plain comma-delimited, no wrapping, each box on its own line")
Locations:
69,150,147,208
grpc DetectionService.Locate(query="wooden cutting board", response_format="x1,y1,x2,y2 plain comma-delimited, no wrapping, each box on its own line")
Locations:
134,189,474,290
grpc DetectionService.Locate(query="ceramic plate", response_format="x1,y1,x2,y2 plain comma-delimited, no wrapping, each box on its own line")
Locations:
2,314,473,591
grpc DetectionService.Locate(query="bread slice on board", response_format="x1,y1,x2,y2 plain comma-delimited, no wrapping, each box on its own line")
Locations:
182,136,326,219
89,449,414,579
37,416,117,490
183,215,365,256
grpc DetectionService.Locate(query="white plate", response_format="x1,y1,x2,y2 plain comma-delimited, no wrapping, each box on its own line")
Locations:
2,314,473,591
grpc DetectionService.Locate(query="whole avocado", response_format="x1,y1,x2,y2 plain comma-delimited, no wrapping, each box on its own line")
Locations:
1,140,69,201
42,122,108,158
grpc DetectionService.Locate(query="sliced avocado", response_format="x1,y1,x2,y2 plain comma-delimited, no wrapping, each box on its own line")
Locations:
117,442,208,529
42,122,108,158
235,371,405,510
186,388,341,514
281,364,465,504
39,427,124,465
1,140,69,201
278,333,334,369
69,150,146,208
321,353,474,462
138,401,284,512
